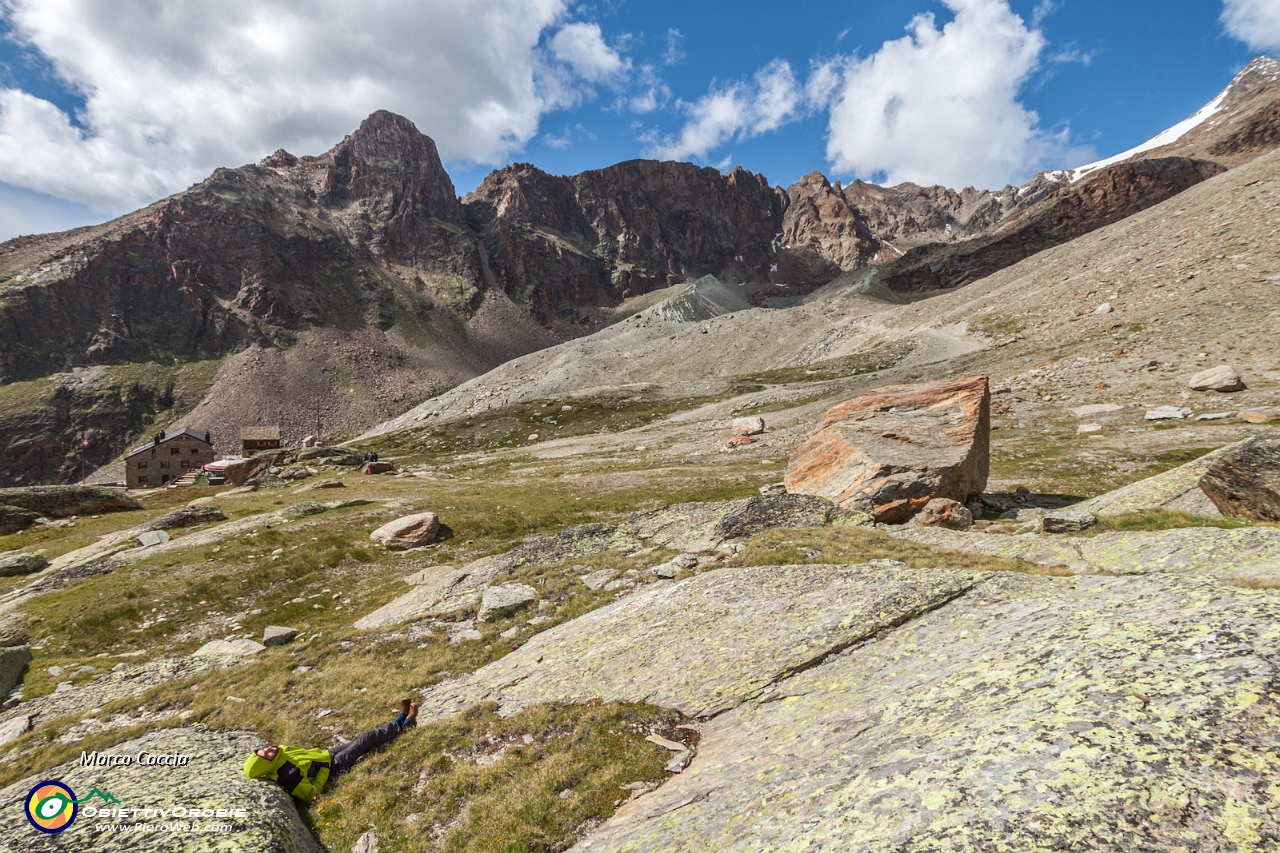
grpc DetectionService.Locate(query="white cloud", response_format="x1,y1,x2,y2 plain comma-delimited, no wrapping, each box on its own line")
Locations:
647,60,813,161
1221,0,1280,51
0,0,630,215
664,29,684,66
825,0,1071,189
549,22,628,84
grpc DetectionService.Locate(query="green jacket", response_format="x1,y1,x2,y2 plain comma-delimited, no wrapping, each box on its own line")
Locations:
243,746,332,800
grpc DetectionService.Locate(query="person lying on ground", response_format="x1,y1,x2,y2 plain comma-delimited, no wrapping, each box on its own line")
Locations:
243,699,418,800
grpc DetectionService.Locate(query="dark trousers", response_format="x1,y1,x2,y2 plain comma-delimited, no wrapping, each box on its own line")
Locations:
330,720,403,775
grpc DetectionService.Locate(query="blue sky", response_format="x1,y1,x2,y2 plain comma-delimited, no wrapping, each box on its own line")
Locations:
0,0,1274,240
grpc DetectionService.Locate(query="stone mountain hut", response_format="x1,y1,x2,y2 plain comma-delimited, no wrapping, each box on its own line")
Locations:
240,426,282,456
124,427,215,489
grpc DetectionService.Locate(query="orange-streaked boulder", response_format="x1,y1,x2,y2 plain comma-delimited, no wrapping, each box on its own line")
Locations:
784,377,990,524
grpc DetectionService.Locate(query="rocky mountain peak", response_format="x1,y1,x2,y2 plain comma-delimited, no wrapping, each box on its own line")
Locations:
1222,55,1280,109
319,110,462,226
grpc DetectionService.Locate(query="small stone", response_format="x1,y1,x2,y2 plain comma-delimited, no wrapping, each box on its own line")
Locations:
47,665,64,677
0,714,30,747
292,666,312,674
758,482,786,496
1196,412,1238,421
1093,302,1113,314
478,583,538,621
581,569,617,591
732,416,766,436
672,554,698,569
911,498,973,531
1187,365,1245,393
528,433,539,441
262,626,299,647
646,733,687,751
136,530,171,548
194,639,266,657
730,435,754,447
1069,403,1124,418
1042,510,1098,533
54,681,73,693
449,628,483,644
352,830,380,853
1145,406,1193,421
559,789,575,800
1239,407,1280,424
665,750,694,773
1077,423,1103,434
652,562,679,579
499,626,522,639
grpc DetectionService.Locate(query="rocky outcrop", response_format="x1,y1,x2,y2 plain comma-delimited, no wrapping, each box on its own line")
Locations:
784,377,990,523
464,160,789,326
1198,434,1280,520
876,158,1226,293
417,563,986,720
0,485,139,517
1072,442,1245,517
0,727,322,852
141,504,227,531
569,572,1280,852
0,645,30,696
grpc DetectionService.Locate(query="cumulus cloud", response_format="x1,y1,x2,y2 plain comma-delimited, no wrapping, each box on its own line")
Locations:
1221,0,1280,51
0,0,630,215
647,60,820,161
825,0,1070,189
549,22,628,83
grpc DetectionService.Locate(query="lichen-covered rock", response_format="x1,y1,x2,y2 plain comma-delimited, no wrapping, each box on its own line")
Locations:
1042,509,1098,532
194,639,266,657
478,583,538,621
0,504,40,535
1073,441,1246,517
571,573,1280,852
143,505,228,531
262,626,299,647
0,551,48,576
0,655,242,741
732,416,765,436
369,512,440,547
784,377,990,524
0,486,141,518
625,493,854,552
0,727,322,852
911,498,973,530
0,645,30,696
891,525,1280,583
1198,434,1280,521
417,564,985,720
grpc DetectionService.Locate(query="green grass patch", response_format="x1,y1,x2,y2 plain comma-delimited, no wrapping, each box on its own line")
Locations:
1097,510,1266,532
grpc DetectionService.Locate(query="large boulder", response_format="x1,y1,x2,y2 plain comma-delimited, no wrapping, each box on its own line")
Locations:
369,512,440,547
1188,364,1245,392
784,376,990,524
0,728,322,852
1198,434,1280,520
0,486,140,518
0,505,40,535
0,646,30,696
0,552,48,576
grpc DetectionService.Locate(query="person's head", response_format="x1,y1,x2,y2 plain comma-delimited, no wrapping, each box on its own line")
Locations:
243,744,282,778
